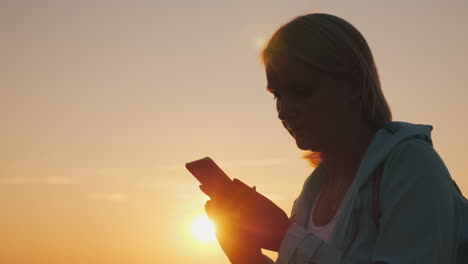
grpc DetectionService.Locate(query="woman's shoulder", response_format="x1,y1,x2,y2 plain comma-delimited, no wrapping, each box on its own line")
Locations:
385,138,448,173
381,137,453,196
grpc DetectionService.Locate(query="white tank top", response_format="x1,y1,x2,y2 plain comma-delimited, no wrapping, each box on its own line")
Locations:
307,186,345,244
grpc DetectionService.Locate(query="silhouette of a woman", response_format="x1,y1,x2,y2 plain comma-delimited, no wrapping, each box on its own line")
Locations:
203,13,460,264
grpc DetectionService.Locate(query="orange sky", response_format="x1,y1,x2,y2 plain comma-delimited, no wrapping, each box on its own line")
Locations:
2,1,468,263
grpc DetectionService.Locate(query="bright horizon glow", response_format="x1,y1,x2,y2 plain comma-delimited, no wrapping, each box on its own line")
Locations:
190,214,217,244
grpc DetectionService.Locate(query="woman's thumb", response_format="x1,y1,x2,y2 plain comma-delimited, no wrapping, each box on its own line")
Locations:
204,200,218,221
199,184,210,196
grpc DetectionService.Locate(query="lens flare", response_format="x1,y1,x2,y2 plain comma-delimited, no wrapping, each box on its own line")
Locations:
254,36,267,50
190,214,216,243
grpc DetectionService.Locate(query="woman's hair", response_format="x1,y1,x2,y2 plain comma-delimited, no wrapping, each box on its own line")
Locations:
260,13,392,168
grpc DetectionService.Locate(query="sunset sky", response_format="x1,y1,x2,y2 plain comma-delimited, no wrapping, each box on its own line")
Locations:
2,1,468,263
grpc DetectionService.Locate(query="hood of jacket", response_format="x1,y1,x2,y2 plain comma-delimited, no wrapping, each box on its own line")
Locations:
276,121,461,264
292,121,434,243
354,121,433,190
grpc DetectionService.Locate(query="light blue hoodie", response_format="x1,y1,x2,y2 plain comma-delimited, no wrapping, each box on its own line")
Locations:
265,121,459,264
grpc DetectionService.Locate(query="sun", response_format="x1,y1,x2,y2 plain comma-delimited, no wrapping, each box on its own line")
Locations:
254,36,267,50
190,214,217,243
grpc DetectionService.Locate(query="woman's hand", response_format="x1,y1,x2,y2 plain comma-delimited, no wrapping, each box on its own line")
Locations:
204,199,267,264
201,179,293,252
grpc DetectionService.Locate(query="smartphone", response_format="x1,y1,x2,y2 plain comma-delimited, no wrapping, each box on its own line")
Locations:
185,156,232,198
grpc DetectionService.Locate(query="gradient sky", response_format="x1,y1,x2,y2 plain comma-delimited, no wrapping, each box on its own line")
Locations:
2,1,468,263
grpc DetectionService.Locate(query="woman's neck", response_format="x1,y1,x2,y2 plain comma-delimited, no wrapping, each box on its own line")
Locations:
320,123,376,188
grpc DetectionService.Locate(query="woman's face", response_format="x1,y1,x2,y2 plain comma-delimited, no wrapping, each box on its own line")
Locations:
266,57,359,152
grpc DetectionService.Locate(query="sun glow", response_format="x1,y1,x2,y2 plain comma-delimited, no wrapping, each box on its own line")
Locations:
190,214,217,243
254,36,267,50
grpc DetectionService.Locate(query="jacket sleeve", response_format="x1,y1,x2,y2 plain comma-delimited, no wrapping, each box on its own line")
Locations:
371,140,456,263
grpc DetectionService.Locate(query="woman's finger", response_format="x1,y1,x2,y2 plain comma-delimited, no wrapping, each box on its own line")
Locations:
232,178,257,198
205,199,230,221
204,200,218,220
232,178,252,190
199,184,211,196
229,179,259,209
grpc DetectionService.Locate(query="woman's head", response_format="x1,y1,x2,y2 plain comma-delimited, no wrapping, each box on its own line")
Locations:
261,13,392,167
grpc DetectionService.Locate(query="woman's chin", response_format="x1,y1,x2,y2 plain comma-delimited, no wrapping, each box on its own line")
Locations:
294,133,321,151
294,136,311,150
